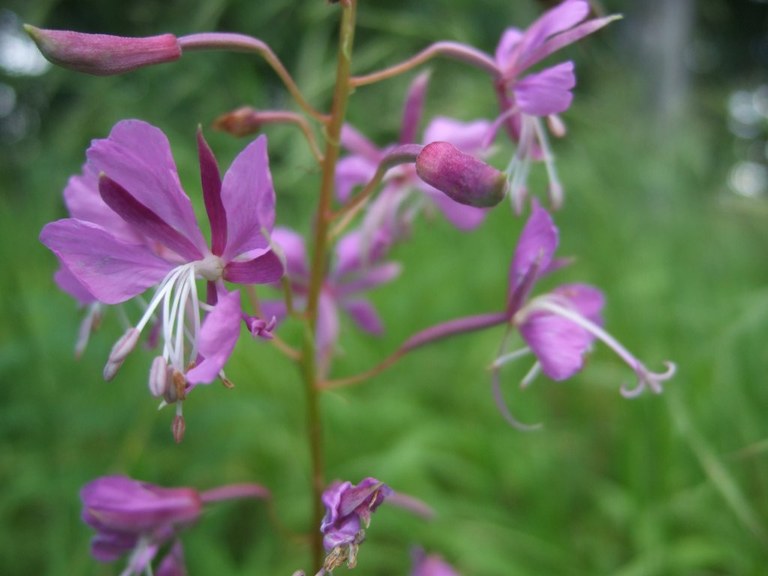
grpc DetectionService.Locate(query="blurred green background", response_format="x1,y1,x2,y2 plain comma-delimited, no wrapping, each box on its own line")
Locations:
2,0,768,574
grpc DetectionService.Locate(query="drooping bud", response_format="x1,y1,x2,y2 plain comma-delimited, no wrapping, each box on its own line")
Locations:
416,142,507,208
213,106,263,137
24,25,181,76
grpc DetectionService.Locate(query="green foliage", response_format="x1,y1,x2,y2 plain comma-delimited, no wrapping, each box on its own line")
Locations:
1,0,767,575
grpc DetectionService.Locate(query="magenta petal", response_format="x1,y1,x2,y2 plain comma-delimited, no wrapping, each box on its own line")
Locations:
421,184,488,230
41,219,172,304
335,155,378,201
90,530,137,562
185,291,242,385
156,540,187,576
340,124,382,161
423,117,493,153
272,227,309,279
342,299,383,334
223,250,284,284
64,165,138,241
494,27,524,71
316,290,340,363
399,71,430,144
87,120,207,252
515,62,576,116
99,175,204,261
515,0,590,69
520,309,593,380
197,128,226,257
336,262,401,296
510,200,558,292
553,283,604,324
54,264,95,304
220,135,275,261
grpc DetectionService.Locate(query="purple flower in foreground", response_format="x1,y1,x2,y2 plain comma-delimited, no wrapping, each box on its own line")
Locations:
488,0,617,212
412,548,460,576
41,120,282,438
264,226,400,375
81,475,269,575
337,72,492,232
490,201,675,427
320,477,392,571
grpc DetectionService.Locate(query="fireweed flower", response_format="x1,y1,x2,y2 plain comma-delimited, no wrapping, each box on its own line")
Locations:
320,477,392,572
337,72,492,232
40,120,283,437
490,201,675,426
411,548,460,576
81,475,269,575
264,226,400,375
488,0,618,212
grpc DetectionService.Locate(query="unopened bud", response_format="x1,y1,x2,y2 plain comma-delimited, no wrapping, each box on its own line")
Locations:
24,25,181,76
103,328,140,380
213,107,263,137
416,142,506,208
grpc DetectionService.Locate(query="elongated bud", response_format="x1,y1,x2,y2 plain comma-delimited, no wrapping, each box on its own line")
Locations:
416,142,507,208
24,25,181,76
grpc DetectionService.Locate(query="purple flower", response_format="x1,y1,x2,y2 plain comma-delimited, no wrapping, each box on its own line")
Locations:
337,72,492,232
490,201,675,427
81,475,268,575
265,226,400,375
41,120,283,437
320,477,392,571
411,548,460,576
487,0,617,212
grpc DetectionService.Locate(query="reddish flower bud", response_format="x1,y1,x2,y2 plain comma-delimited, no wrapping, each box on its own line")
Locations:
24,25,181,76
416,142,506,208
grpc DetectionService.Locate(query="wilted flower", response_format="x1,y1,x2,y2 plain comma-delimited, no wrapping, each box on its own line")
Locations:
320,477,392,571
40,120,282,438
81,475,268,575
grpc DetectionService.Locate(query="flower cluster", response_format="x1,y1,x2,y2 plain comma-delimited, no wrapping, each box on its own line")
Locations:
28,0,676,574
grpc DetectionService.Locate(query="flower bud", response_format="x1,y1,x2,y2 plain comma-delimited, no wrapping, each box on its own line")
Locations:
416,142,506,208
24,25,181,76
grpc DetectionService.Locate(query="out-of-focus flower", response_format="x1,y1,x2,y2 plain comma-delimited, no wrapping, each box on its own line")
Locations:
81,475,268,575
488,0,618,212
320,477,392,571
264,226,400,375
25,26,181,75
337,72,492,232
41,120,282,439
411,548,460,576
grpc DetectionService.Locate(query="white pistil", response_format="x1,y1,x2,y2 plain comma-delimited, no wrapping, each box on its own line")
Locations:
531,116,564,209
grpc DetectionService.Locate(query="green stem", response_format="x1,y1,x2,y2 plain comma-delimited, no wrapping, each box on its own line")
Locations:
302,1,357,571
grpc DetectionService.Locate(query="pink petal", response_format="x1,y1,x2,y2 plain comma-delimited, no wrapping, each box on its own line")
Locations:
553,283,604,324
220,135,275,261
399,71,430,144
185,291,242,385
223,250,284,284
341,299,383,334
336,262,401,296
41,219,172,304
519,310,593,380
197,128,226,256
86,120,207,252
515,62,576,116
316,290,340,369
523,14,618,71
494,27,525,72
340,124,382,161
335,155,378,201
510,200,558,293
420,183,489,230
513,0,590,72
272,227,309,279
423,117,493,153
54,264,95,304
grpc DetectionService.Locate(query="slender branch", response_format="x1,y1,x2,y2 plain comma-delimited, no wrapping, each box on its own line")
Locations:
178,33,328,122
214,107,325,164
321,312,507,390
350,41,499,88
